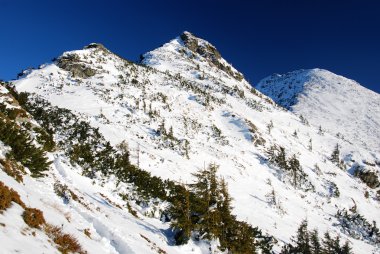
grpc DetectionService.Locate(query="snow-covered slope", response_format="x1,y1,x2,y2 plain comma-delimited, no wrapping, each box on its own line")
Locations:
256,68,380,155
0,83,208,254
3,32,380,253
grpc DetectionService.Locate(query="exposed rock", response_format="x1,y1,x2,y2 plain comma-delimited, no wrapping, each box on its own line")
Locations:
57,54,96,78
354,166,380,189
180,32,244,81
83,43,107,50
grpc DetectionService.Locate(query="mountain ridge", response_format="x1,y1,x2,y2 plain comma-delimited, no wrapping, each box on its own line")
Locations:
256,68,380,154
1,32,379,253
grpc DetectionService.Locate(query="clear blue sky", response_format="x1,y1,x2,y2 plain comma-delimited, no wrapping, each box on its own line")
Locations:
1,0,379,93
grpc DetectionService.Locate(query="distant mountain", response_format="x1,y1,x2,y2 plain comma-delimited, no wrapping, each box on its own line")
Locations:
1,32,379,254
257,68,380,154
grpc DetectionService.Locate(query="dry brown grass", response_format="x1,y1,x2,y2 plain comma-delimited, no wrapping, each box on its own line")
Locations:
0,181,85,253
45,224,86,254
23,208,46,229
0,181,25,212
0,158,25,183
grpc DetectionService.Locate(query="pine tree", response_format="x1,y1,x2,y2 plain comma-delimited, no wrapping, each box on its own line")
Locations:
169,185,192,245
229,221,257,254
281,222,352,254
116,140,129,161
0,115,51,177
265,188,277,206
276,146,287,170
322,232,334,254
293,219,311,254
331,235,343,254
218,178,235,249
288,154,301,187
300,115,309,125
158,120,166,136
267,120,274,134
280,244,293,254
266,145,277,164
183,139,190,159
341,241,352,254
308,138,313,151
318,125,324,135
310,229,321,254
189,165,212,239
330,144,340,166
205,164,222,239
168,126,174,139
189,164,233,241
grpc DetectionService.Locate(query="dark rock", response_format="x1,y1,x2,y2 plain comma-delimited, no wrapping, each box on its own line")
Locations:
354,166,380,189
57,54,96,79
83,43,107,51
180,32,244,81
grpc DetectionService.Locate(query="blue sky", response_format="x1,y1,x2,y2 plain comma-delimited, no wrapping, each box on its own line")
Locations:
1,0,379,93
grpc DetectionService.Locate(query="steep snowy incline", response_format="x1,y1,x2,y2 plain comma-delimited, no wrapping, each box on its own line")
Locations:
11,34,380,253
141,31,249,91
257,68,380,155
0,83,218,254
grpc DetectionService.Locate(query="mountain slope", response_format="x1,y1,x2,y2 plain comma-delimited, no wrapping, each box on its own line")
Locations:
256,68,380,155
0,82,209,254
3,33,380,253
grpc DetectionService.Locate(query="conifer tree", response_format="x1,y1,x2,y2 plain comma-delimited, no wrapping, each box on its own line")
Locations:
189,165,212,239
318,125,324,135
158,120,166,136
168,126,174,139
267,120,274,134
280,220,352,254
288,154,302,187
0,115,51,177
330,143,340,166
293,219,311,254
341,241,352,254
228,221,257,254
266,145,277,164
308,138,313,151
189,164,234,241
218,178,235,249
310,229,321,254
276,146,287,170
169,185,192,244
205,164,222,239
322,232,334,254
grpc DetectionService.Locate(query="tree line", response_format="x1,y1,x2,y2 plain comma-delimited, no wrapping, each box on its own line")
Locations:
9,88,272,253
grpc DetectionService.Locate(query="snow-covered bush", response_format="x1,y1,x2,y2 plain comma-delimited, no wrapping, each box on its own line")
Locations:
335,209,380,246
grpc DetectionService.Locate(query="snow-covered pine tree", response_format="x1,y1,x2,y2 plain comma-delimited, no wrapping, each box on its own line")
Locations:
330,143,340,166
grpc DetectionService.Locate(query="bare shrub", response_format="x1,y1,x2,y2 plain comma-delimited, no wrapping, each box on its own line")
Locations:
23,208,46,229
0,158,25,183
0,181,25,212
45,224,85,254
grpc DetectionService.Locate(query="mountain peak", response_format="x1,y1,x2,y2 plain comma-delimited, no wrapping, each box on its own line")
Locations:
140,31,244,81
179,31,222,61
257,68,380,153
83,42,108,51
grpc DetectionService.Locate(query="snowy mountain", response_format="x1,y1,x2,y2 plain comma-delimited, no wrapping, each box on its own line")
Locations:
1,32,380,254
256,68,380,155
